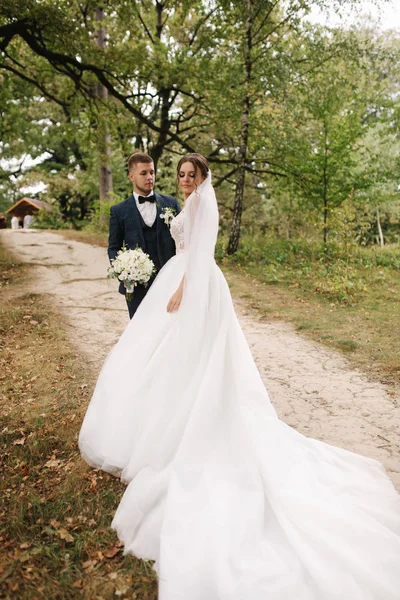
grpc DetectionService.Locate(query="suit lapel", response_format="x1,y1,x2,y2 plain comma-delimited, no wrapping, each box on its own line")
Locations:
127,195,145,247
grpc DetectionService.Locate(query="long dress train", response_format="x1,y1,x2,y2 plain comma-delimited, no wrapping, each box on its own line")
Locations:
79,174,400,600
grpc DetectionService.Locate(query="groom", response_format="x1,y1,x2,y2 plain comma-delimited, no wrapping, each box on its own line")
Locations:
108,152,181,318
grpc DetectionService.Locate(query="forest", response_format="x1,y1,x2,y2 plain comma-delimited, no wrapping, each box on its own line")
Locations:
0,0,399,300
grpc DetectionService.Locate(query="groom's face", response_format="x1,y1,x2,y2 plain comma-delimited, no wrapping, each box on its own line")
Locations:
128,161,155,196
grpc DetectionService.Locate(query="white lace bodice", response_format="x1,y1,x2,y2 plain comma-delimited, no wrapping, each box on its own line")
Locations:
170,208,185,254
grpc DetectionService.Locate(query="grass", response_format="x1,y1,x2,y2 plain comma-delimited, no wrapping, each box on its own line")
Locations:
0,243,157,599
220,237,400,387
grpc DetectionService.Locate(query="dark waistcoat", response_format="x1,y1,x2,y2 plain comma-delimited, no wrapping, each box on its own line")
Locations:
139,212,161,271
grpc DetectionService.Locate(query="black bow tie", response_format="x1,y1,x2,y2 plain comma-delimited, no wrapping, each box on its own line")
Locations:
138,194,155,204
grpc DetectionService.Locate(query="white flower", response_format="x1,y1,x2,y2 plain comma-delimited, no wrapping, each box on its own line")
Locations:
160,207,176,228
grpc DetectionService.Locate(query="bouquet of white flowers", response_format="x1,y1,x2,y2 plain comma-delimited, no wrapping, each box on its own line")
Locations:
107,246,156,301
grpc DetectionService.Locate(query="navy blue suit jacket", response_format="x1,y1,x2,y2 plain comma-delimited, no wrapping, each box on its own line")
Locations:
108,192,181,295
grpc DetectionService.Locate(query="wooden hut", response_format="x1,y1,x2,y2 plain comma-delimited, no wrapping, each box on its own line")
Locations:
5,198,52,223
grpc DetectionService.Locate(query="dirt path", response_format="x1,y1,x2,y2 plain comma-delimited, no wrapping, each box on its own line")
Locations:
3,229,399,490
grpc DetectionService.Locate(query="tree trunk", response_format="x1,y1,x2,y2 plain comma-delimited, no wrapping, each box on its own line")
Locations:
322,123,329,245
376,206,384,248
151,2,171,171
95,6,113,227
151,87,171,171
287,192,293,240
323,194,328,245
227,0,253,256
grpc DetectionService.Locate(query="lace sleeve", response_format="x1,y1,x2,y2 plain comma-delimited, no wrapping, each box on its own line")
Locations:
170,210,186,254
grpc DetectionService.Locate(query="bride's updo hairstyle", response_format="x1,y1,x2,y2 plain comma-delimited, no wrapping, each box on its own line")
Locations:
177,153,209,183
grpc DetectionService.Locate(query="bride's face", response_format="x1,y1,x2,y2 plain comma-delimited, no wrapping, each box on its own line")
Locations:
178,161,204,198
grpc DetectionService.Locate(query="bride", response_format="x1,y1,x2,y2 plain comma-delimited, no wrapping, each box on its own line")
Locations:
79,153,400,600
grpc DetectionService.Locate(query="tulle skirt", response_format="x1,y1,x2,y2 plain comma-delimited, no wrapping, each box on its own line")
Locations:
79,253,400,599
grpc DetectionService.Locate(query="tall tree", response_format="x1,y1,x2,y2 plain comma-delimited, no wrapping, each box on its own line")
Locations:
0,0,396,238
227,0,254,255
94,5,113,222
253,25,397,244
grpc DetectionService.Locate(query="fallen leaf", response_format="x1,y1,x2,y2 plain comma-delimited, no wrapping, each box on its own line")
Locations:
13,438,26,446
45,458,61,468
103,546,120,559
58,528,74,543
82,559,97,570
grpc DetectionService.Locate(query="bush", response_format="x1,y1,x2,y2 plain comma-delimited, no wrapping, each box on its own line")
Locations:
84,194,123,234
356,246,400,270
314,260,367,305
33,206,68,230
222,234,399,305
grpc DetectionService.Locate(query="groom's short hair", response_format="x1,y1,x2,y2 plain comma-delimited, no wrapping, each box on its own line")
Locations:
127,152,153,172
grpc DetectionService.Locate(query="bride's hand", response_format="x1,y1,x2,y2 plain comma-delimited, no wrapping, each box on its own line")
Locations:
167,284,183,312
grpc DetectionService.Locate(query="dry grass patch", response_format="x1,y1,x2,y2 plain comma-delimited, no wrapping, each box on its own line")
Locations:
60,230,108,248
0,243,157,599
223,261,400,388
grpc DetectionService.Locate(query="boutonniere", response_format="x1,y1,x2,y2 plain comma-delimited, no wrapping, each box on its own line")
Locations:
159,207,176,228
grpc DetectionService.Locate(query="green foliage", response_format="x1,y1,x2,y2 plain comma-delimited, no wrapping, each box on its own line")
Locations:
33,206,68,230
313,259,367,305
223,233,399,305
0,1,399,243
85,194,124,234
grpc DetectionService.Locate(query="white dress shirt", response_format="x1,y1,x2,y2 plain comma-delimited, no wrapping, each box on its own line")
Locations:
133,191,157,227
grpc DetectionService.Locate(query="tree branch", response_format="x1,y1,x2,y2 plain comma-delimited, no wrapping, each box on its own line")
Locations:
133,4,154,44
189,7,219,47
0,60,72,116
252,0,280,41
0,19,199,153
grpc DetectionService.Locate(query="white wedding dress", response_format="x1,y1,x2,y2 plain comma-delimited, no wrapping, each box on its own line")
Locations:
79,174,400,600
